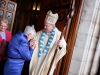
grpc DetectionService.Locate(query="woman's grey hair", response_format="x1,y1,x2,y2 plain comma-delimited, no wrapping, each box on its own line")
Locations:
24,25,36,36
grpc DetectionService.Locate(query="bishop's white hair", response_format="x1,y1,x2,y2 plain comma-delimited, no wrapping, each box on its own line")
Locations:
24,25,36,36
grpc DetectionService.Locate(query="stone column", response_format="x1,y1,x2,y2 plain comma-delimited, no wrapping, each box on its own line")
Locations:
90,10,100,74
79,0,100,75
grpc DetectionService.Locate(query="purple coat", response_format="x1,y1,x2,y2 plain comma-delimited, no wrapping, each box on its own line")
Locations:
4,32,33,75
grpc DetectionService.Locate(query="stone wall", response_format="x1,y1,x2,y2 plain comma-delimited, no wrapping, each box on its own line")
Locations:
68,0,98,75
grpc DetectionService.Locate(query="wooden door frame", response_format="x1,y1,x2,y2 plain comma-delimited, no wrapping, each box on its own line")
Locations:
53,0,85,75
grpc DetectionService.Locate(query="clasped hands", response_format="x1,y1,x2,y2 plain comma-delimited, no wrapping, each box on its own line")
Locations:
29,40,36,49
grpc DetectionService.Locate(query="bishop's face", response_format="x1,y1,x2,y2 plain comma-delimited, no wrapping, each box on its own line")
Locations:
44,22,54,33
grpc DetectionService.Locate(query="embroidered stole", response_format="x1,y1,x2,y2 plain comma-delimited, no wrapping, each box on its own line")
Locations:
38,27,56,57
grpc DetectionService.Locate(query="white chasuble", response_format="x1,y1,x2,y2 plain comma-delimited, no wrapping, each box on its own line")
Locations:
35,33,55,75
29,28,67,75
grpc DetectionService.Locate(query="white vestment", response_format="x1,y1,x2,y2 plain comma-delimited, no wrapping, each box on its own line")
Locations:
29,28,67,75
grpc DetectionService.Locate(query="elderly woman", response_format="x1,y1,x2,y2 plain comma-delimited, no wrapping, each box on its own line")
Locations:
4,25,36,75
0,19,12,75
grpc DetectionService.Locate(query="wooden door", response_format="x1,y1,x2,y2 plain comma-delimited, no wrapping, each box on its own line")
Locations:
0,0,17,32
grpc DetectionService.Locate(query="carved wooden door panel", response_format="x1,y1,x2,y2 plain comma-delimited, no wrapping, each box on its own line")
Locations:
0,0,17,32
